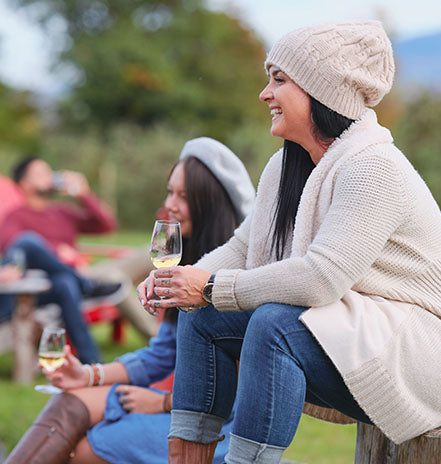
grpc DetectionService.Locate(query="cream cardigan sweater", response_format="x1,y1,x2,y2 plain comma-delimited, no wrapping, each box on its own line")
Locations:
196,109,441,444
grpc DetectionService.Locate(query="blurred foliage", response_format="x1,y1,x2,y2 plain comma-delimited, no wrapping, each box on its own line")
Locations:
393,92,441,202
0,83,41,153
12,0,268,140
7,122,279,231
1,1,441,233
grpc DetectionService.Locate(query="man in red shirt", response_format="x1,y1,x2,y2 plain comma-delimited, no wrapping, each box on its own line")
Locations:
0,157,122,363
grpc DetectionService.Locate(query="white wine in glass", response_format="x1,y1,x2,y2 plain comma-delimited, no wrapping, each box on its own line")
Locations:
39,351,66,371
150,220,182,271
35,327,66,394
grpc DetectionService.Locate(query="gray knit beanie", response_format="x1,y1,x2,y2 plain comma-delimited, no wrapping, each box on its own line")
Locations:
179,137,255,222
265,21,395,119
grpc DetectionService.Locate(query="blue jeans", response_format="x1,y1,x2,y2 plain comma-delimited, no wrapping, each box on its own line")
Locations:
0,232,100,363
170,303,372,463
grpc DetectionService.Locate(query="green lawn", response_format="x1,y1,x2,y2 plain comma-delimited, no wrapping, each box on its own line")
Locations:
0,325,357,463
0,323,147,455
1,230,357,462
80,230,150,248
283,415,356,463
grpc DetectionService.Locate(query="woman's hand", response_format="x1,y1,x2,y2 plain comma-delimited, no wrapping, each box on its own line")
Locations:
115,385,168,414
43,345,90,390
137,269,160,315
137,265,211,314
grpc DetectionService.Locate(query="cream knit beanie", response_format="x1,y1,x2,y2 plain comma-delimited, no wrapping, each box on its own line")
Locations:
265,21,395,119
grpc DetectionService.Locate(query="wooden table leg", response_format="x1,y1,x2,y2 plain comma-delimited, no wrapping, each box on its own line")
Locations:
12,294,37,383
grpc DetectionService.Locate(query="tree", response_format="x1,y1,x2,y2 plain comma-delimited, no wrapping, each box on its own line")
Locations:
393,93,441,204
0,82,41,156
12,0,268,140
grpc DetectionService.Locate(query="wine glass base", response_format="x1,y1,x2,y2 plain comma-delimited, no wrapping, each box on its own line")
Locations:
34,384,63,395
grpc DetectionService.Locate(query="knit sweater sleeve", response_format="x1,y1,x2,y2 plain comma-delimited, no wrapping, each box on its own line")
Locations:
212,153,406,311
194,212,251,272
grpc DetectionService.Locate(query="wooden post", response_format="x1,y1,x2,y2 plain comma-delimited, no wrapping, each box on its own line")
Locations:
355,422,441,464
12,294,38,383
1,275,52,383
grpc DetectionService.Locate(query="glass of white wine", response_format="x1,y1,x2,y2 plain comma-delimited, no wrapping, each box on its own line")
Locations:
34,327,66,394
150,220,182,276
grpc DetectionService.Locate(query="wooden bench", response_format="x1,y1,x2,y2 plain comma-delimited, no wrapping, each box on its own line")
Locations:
355,422,441,463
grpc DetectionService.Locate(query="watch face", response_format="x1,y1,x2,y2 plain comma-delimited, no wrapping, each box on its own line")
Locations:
203,282,214,303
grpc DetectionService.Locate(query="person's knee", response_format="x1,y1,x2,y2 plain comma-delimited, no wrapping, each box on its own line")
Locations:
246,303,305,344
51,273,81,300
9,231,46,250
177,304,217,338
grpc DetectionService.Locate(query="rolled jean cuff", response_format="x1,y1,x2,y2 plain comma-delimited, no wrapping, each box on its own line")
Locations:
225,433,285,464
169,410,225,444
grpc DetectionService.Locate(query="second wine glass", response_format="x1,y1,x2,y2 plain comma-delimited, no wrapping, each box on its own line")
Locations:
35,326,66,394
150,220,182,270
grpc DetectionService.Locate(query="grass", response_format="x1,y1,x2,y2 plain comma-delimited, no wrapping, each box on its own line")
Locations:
80,230,150,247
283,416,356,463
0,327,357,464
0,323,147,455
1,230,358,462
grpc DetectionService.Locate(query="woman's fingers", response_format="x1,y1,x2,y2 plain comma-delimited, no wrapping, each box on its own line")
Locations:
43,369,55,381
115,385,130,394
63,345,76,365
117,386,133,412
139,265,210,311
154,286,172,297
49,373,63,386
137,281,147,305
137,270,156,305
146,272,156,298
146,297,182,312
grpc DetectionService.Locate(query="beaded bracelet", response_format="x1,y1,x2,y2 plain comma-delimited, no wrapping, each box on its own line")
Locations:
91,363,104,386
83,364,94,387
96,363,104,386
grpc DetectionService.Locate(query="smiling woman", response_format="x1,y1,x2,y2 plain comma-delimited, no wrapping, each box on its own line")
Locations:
137,21,441,464
6,137,255,464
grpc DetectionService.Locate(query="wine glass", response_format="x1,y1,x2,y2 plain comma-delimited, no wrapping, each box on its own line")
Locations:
34,327,66,394
150,220,182,271
8,248,26,275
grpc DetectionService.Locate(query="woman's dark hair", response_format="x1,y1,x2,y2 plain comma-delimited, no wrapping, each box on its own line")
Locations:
164,156,238,324
271,96,355,260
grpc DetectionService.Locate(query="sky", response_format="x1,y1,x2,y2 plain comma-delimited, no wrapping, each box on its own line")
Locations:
1,0,441,95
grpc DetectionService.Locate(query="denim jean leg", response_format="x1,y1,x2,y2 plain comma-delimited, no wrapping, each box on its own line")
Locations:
225,433,285,464
0,294,16,322
3,232,91,292
38,272,100,363
232,304,308,450
170,305,252,443
228,303,371,463
283,310,373,425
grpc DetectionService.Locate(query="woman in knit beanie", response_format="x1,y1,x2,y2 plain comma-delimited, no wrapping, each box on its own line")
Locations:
139,21,441,463
6,138,254,464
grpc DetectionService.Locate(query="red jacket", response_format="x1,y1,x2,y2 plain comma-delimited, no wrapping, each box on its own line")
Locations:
0,193,117,255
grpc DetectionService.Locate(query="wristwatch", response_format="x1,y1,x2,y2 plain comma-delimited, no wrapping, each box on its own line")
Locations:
202,274,216,304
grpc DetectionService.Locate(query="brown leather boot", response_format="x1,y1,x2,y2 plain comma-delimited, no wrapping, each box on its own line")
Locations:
5,392,90,464
168,436,224,464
